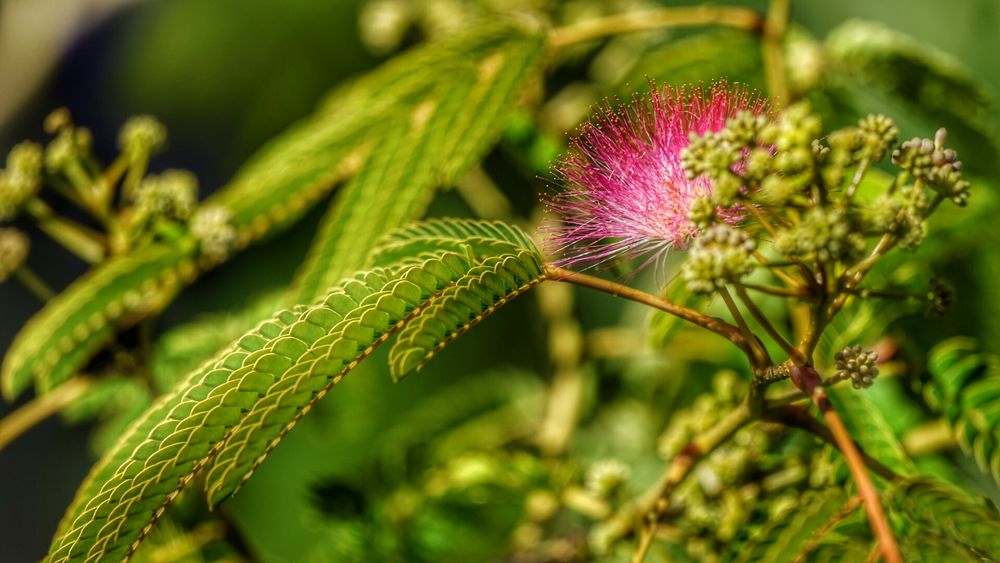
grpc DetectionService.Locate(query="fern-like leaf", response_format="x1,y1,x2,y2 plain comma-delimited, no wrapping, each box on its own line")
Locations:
49,219,545,561
388,250,545,381
290,23,545,303
826,385,915,477
48,251,473,561
369,217,539,267
733,489,848,563
886,476,1000,559
925,338,1000,487
2,241,198,399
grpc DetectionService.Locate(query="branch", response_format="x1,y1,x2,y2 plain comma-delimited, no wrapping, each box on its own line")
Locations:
632,402,753,563
545,266,750,355
548,6,764,50
0,377,91,451
762,0,791,101
787,366,903,563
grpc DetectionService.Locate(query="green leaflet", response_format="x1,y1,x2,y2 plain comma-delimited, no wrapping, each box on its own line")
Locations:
925,338,1000,486
733,489,848,563
369,217,540,267
824,19,997,173
2,240,198,399
49,218,545,561
290,24,545,303
886,476,1000,559
48,252,473,562
388,250,545,381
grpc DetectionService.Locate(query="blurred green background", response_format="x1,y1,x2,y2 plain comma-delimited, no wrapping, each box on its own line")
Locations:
2,0,999,561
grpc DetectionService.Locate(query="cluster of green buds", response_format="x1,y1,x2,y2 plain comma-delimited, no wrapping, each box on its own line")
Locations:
0,228,29,281
0,142,43,221
1,108,241,271
827,344,880,389
584,458,631,499
190,206,237,262
676,101,971,385
131,170,197,222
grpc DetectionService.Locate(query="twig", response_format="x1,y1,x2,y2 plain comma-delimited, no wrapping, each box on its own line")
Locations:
719,286,770,367
0,377,91,451
548,6,764,50
545,266,750,355
735,285,805,364
13,266,56,301
793,495,863,563
22,198,106,263
632,402,753,563
788,366,903,563
762,0,791,101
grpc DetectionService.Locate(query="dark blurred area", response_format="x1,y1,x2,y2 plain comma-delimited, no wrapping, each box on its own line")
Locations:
2,0,999,561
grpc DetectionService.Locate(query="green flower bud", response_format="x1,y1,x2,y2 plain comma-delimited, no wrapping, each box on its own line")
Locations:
858,114,898,161
892,129,969,206
759,102,822,151
775,208,864,263
0,227,29,281
118,115,167,160
864,194,902,234
682,225,757,294
743,147,772,184
45,131,78,172
190,205,237,261
758,174,800,206
585,459,631,498
829,344,879,389
928,278,954,316
681,130,739,181
711,172,742,206
722,110,767,147
688,195,717,230
1,142,44,221
132,169,198,221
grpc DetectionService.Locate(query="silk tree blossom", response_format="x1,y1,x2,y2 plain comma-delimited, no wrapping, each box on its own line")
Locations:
544,81,769,271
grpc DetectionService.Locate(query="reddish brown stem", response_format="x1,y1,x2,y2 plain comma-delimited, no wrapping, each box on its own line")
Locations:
790,366,903,563
544,266,752,358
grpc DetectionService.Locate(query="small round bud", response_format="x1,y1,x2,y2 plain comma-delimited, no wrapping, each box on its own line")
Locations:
830,344,880,389
688,196,717,230
585,459,631,498
858,114,899,161
45,132,78,171
118,115,167,159
44,107,72,134
928,279,954,316
682,225,757,294
776,208,864,263
132,169,198,221
190,205,237,261
864,194,902,234
1,142,44,221
0,227,29,281
680,131,739,181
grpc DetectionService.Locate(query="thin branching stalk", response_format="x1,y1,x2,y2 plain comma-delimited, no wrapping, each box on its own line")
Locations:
13,266,55,301
22,198,106,263
762,0,791,101
735,285,805,364
544,265,751,354
0,377,91,451
719,286,771,367
632,402,753,563
548,6,764,50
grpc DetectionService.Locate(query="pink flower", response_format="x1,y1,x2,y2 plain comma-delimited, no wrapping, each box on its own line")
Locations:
544,81,768,271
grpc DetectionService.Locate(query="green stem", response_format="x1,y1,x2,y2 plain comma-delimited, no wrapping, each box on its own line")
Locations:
548,5,765,50
13,266,55,301
23,198,106,263
735,285,805,364
762,0,791,101
631,402,753,563
720,286,770,368
544,265,751,356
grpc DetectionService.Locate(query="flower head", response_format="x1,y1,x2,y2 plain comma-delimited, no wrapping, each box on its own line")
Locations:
544,81,768,270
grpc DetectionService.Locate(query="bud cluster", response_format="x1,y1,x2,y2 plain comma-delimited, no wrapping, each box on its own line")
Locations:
681,225,756,294
0,142,44,221
0,228,29,281
828,344,880,389
132,170,197,222
190,206,238,261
